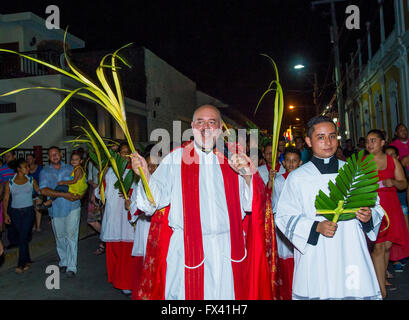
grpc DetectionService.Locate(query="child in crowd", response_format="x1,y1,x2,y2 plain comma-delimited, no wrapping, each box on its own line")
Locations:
272,146,302,300
39,152,87,209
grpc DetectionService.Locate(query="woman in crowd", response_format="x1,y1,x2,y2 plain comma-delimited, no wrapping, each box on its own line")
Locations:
2,158,39,274
390,124,409,174
366,129,409,298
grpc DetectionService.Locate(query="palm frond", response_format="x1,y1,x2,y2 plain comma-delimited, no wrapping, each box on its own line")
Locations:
315,149,380,223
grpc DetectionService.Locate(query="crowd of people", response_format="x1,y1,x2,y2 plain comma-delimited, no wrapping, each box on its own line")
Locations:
1,104,409,300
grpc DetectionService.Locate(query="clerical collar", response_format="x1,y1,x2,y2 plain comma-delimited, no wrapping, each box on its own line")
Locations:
194,141,215,154
310,155,339,174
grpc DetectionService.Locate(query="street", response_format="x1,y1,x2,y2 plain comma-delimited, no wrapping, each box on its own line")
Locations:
0,212,408,300
0,233,128,300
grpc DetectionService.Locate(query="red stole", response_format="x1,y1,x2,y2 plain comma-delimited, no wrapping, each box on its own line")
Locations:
282,171,289,180
135,141,272,300
181,142,247,300
134,206,172,300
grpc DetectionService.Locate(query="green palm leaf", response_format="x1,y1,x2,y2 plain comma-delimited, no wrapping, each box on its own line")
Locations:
315,149,380,222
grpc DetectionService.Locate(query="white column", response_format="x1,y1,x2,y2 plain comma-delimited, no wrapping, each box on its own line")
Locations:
379,75,388,136
368,86,374,129
357,39,363,74
396,46,409,125
378,0,386,55
366,22,373,69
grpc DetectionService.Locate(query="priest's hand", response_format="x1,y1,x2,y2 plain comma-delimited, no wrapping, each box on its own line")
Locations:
227,152,257,186
316,220,337,238
356,207,372,223
130,152,151,183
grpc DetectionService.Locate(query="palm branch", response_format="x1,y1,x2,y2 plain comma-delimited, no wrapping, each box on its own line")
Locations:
66,109,139,202
0,29,154,205
315,149,382,223
253,54,284,196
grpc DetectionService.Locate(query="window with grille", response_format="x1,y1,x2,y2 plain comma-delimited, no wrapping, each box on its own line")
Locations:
0,103,16,113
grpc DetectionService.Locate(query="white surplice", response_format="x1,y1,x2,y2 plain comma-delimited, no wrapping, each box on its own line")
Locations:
272,174,294,260
275,160,384,300
135,145,253,300
258,163,285,186
129,182,151,259
96,168,135,242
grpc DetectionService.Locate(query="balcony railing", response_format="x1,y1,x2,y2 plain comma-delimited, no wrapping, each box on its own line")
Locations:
0,50,65,79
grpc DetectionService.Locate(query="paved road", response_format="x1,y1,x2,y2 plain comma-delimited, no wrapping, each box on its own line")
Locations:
1,210,408,300
0,234,128,300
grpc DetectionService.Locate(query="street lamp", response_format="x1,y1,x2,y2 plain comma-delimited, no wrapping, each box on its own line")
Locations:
293,64,319,116
289,105,295,110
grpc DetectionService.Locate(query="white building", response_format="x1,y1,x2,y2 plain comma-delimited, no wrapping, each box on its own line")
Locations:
0,12,242,162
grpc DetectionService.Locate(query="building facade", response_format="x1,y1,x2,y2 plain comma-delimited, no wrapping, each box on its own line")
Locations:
344,0,409,143
0,12,242,162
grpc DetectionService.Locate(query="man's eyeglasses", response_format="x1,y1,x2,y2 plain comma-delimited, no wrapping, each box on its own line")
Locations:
193,119,219,127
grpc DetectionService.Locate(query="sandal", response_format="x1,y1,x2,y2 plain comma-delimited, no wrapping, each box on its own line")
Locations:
93,245,105,255
15,267,24,274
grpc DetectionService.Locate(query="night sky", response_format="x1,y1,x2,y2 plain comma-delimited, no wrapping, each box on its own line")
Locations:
2,0,385,131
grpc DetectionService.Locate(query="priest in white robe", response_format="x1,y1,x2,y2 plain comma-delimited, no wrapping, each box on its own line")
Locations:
276,116,384,300
130,104,272,300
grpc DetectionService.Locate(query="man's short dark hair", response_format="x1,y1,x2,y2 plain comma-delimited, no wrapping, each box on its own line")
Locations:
48,146,60,154
307,116,337,138
283,146,301,160
3,150,16,156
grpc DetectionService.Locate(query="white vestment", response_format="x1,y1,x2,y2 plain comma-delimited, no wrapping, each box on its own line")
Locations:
96,168,135,242
135,145,253,300
272,174,294,260
258,163,285,186
275,160,384,300
129,182,151,259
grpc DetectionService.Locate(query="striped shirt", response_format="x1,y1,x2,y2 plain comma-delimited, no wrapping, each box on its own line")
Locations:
0,164,15,184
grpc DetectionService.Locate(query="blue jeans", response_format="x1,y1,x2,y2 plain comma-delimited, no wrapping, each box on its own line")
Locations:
51,207,81,273
9,206,35,268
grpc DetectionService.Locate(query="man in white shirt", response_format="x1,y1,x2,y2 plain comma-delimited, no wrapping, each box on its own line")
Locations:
130,104,271,300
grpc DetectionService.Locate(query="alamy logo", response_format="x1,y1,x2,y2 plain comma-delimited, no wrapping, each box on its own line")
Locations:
45,5,60,30
345,265,360,290
345,5,360,30
45,265,60,290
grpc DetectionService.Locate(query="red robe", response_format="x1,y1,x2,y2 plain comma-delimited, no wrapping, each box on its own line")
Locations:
134,141,273,300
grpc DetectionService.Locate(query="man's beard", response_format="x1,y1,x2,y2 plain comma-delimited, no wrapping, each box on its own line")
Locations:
194,128,221,150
